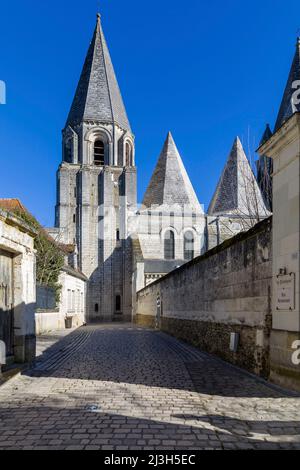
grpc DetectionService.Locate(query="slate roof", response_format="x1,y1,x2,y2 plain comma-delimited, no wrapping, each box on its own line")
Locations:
257,124,273,178
274,38,300,132
142,132,202,211
208,137,268,217
61,265,88,282
259,124,273,146
66,14,131,132
256,125,273,212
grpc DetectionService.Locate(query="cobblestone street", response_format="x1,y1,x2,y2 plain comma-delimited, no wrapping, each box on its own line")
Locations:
0,324,299,450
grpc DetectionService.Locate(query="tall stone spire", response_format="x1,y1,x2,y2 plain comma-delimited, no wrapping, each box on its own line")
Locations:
57,13,136,322
142,132,202,211
66,13,131,132
208,137,268,217
274,37,300,131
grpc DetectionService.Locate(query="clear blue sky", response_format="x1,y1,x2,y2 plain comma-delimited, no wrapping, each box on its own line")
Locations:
0,0,299,226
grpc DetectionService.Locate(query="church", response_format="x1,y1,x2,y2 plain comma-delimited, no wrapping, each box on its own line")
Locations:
51,13,269,322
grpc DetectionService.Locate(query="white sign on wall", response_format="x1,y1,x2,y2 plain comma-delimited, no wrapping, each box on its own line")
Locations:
276,273,295,311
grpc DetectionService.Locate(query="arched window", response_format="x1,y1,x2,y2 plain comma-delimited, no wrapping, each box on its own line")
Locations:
184,231,194,261
164,230,175,260
125,142,132,166
94,140,105,166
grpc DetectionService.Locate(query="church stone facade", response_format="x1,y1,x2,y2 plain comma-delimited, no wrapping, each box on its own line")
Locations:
131,131,206,292
53,14,269,322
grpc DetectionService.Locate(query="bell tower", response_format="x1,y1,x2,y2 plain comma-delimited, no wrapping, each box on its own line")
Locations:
55,13,137,321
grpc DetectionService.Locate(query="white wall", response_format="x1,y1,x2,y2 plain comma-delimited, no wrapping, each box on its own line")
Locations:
134,209,206,261
35,270,86,335
59,271,86,323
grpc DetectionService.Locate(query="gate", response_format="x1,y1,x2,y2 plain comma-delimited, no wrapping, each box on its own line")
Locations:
0,249,14,358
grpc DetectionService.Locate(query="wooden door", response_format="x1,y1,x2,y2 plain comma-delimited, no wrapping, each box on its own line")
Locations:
0,249,14,358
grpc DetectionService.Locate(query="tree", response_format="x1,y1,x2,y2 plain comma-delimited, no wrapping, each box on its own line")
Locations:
13,209,65,303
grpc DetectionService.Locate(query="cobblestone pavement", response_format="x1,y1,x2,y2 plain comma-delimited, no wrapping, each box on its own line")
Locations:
0,324,299,450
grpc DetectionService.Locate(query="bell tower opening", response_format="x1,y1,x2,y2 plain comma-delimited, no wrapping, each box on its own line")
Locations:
94,140,105,166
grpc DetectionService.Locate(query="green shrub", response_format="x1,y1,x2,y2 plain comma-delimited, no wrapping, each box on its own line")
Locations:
14,210,65,305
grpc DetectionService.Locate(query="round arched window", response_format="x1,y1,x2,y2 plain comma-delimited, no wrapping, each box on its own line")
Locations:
164,230,175,260
184,231,194,261
94,140,105,166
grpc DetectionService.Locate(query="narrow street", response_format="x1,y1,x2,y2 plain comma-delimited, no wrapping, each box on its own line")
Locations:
0,324,299,450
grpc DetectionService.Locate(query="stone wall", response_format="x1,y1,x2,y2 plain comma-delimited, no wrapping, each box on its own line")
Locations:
136,218,272,378
35,311,64,335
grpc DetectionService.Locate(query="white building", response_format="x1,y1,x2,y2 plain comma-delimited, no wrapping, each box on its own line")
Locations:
35,265,87,335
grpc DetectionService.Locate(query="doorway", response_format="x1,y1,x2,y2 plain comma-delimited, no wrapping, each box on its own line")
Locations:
0,249,14,359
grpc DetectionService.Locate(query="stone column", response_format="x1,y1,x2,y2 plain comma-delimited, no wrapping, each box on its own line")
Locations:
259,113,300,391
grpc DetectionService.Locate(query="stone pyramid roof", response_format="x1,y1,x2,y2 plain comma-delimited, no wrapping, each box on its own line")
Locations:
142,132,202,211
208,137,268,217
274,38,300,132
66,14,131,132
